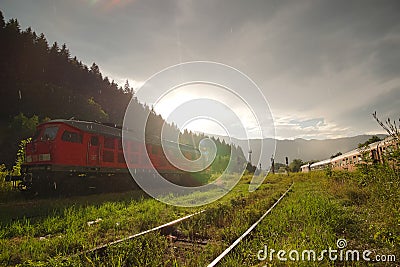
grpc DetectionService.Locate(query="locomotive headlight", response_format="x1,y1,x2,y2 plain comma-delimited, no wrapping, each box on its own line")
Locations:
26,155,32,163
39,153,51,161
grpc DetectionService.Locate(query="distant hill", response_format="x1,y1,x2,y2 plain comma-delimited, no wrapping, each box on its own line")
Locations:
208,134,387,165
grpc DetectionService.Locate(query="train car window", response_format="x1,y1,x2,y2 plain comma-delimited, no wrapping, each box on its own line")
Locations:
91,136,99,146
61,131,82,143
104,137,115,149
41,126,59,141
103,150,114,162
118,153,125,163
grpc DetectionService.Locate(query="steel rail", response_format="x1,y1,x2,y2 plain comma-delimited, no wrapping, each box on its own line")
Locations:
207,183,294,267
71,209,205,257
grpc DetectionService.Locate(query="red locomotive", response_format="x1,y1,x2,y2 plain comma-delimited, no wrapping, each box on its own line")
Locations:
10,119,203,194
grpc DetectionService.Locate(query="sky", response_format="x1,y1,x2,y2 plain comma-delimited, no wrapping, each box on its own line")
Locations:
2,0,400,140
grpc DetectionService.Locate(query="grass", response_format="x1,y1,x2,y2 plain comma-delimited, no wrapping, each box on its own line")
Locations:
0,174,292,266
0,164,23,203
0,166,398,266
221,174,352,266
0,193,190,265
220,170,399,266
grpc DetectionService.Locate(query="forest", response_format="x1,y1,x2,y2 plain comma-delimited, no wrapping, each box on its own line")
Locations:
0,10,245,171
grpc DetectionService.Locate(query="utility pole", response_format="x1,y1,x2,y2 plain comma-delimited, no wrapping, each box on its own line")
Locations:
285,156,289,176
248,149,252,164
271,155,275,174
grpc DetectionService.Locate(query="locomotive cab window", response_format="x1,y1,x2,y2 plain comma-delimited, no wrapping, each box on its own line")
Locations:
41,126,59,141
61,131,82,143
90,136,99,146
32,128,42,141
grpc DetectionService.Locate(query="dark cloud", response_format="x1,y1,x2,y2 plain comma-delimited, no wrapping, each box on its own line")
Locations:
339,86,400,131
369,39,400,81
2,0,399,138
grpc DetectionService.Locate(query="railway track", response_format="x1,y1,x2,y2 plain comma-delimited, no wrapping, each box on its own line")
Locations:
74,210,205,257
1,176,294,266
208,182,294,266
72,182,294,265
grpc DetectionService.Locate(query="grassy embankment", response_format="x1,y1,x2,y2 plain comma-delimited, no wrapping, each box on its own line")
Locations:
0,173,292,266
222,170,399,266
0,165,398,266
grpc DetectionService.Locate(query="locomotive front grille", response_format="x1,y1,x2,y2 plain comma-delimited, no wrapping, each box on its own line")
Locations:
38,153,51,161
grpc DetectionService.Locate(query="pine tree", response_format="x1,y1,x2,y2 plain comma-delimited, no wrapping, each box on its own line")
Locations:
60,43,70,59
0,10,5,29
124,79,131,93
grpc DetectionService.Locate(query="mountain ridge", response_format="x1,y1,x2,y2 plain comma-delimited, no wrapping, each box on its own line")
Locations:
205,134,387,164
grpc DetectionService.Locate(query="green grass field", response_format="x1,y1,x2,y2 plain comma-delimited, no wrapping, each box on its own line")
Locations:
0,166,398,266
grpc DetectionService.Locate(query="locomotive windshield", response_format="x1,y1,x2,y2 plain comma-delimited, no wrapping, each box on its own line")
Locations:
32,128,42,141
40,126,59,141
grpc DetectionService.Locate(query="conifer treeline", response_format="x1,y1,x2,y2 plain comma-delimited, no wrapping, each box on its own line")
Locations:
0,10,245,170
0,10,130,123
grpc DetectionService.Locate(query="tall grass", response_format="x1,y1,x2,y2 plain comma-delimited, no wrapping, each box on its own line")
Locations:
0,164,11,193
1,165,398,266
0,174,293,266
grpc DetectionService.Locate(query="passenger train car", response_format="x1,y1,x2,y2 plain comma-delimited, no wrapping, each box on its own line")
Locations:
8,119,203,194
301,137,398,172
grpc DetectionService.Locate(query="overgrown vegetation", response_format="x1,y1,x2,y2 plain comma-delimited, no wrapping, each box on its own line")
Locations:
1,158,398,266
0,138,32,202
0,164,11,194
232,166,398,266
0,174,293,266
289,158,303,172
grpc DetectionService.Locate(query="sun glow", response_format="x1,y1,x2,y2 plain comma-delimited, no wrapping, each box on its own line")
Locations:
151,83,263,139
